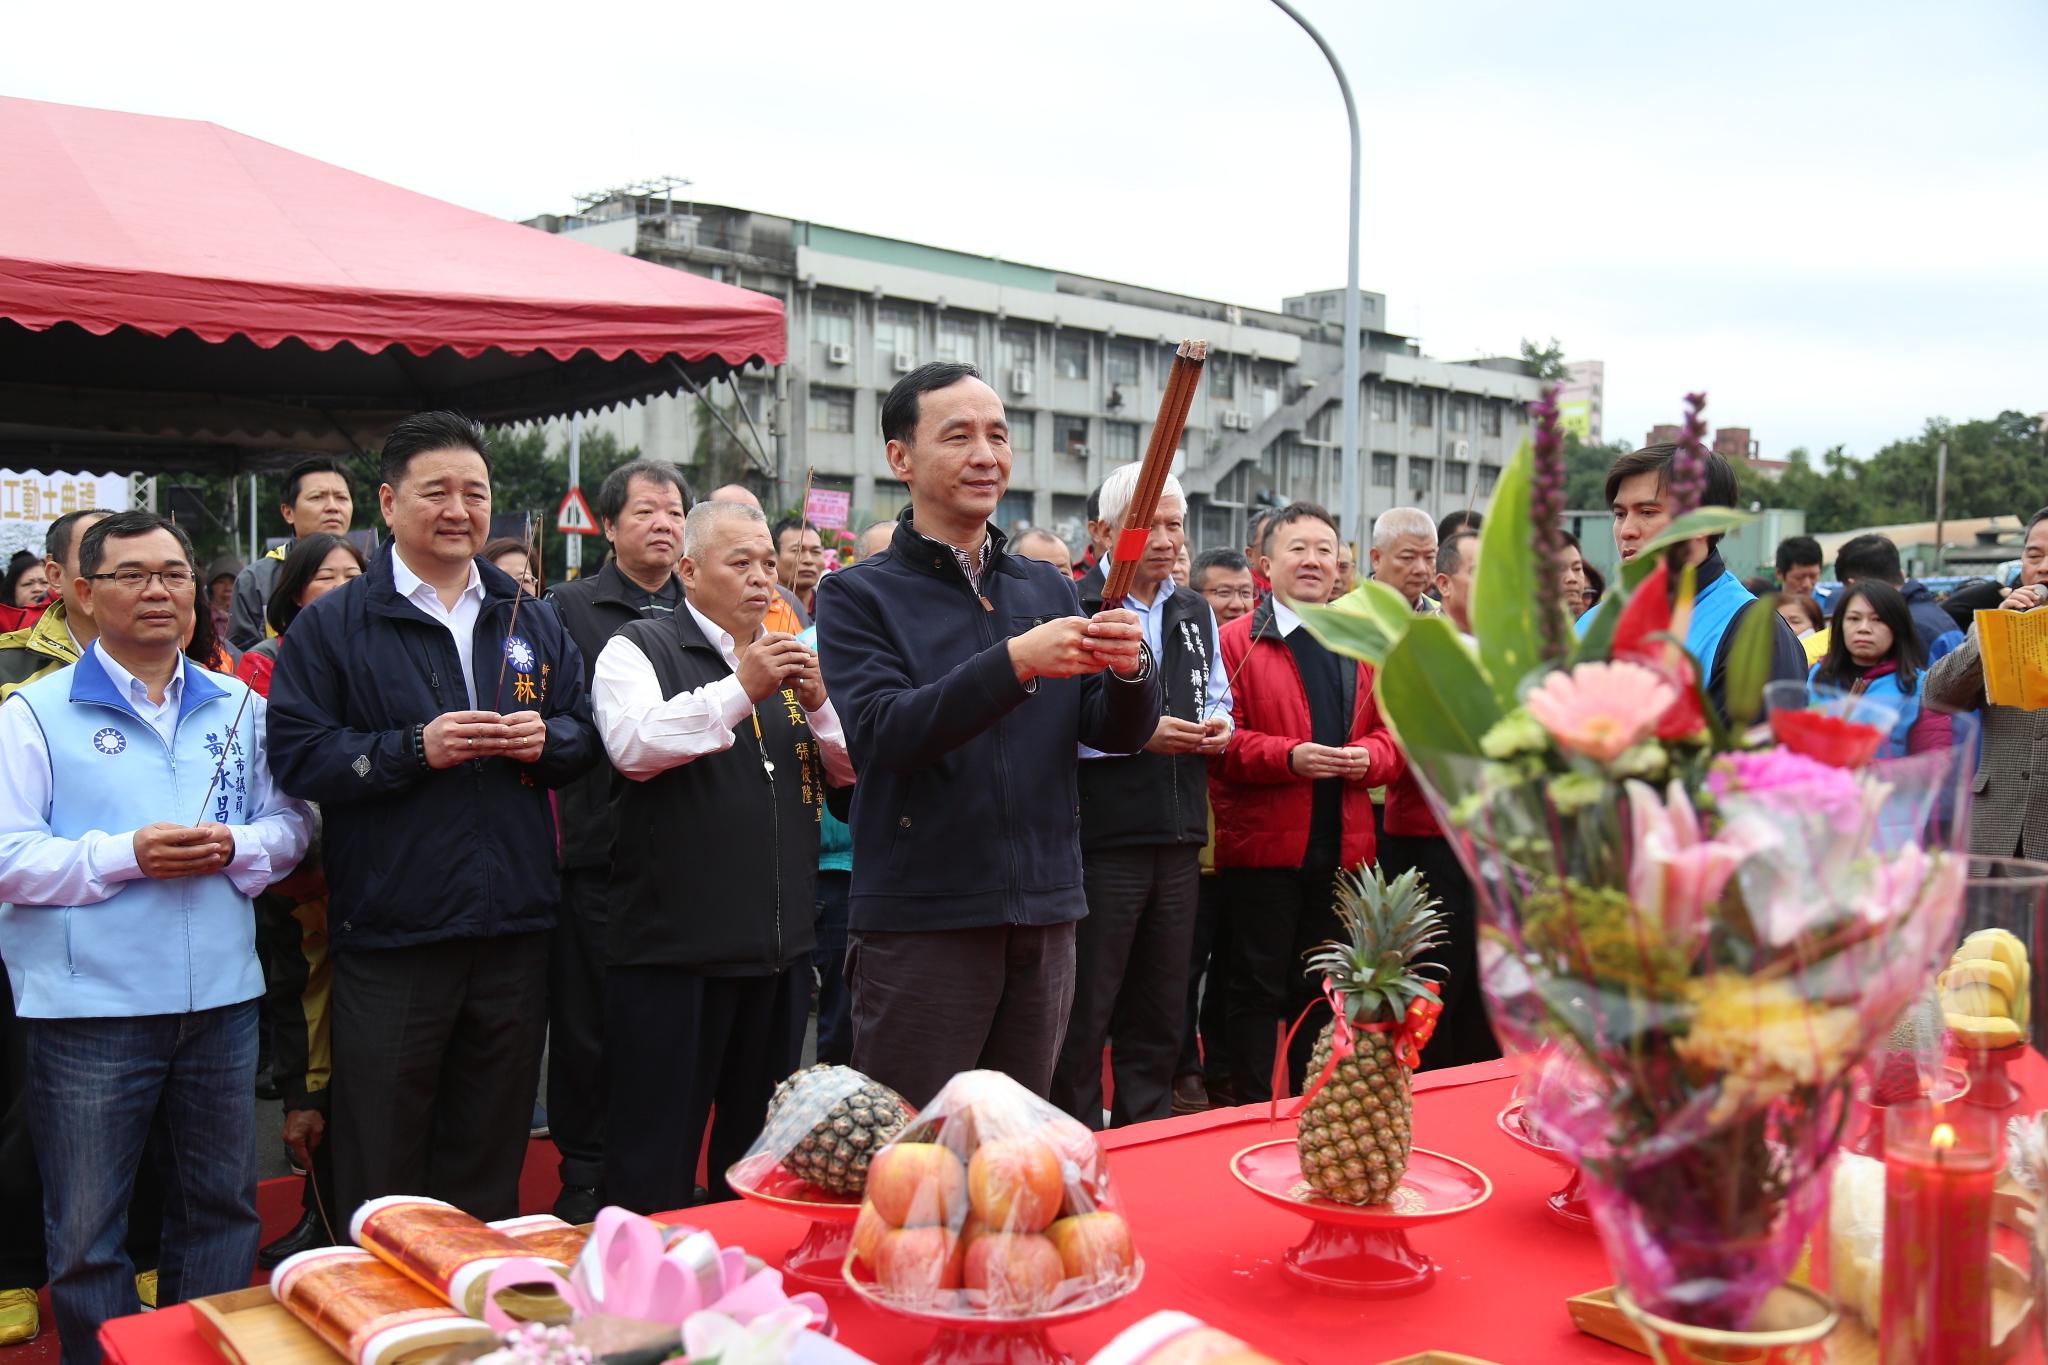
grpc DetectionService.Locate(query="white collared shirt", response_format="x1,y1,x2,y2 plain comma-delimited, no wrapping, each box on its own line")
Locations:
592,598,855,785
1272,599,1306,637
391,552,486,708
1079,579,1232,758
93,647,186,751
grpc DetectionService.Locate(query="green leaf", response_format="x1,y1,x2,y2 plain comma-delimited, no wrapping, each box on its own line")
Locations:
1375,617,1504,805
1469,435,1542,709
1619,508,1758,589
1720,594,1781,732
1293,581,1415,666
1570,589,1623,666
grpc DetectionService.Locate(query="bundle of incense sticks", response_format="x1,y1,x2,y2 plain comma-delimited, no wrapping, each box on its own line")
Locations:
270,1246,491,1365
1100,338,1209,610
352,1194,571,1319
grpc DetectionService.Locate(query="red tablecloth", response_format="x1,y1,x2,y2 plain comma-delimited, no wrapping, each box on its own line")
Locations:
98,1052,2048,1365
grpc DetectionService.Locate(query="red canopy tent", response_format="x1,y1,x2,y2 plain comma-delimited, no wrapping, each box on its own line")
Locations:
0,96,785,475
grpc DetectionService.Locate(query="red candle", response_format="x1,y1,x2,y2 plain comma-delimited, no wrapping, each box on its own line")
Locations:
1879,1102,1996,1365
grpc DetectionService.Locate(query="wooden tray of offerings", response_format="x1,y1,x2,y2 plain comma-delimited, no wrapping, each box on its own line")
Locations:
188,1287,348,1365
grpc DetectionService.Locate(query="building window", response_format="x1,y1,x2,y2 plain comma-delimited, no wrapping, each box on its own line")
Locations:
1409,457,1433,492
872,478,910,521
1056,333,1090,379
1305,405,1335,442
1055,413,1089,456
1444,461,1469,495
1105,341,1140,389
1480,401,1502,437
1477,463,1500,495
1447,397,1469,432
1412,392,1434,427
937,316,978,367
1372,386,1397,423
1372,453,1397,487
810,295,853,349
1103,420,1139,464
1288,445,1318,490
808,386,854,433
996,491,1034,534
1009,410,1035,453
1211,362,1236,401
875,305,918,366
1005,330,1036,375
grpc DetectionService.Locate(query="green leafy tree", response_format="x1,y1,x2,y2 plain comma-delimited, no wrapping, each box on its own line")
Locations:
482,424,642,583
1766,412,2048,534
1562,433,1632,511
1519,337,1570,383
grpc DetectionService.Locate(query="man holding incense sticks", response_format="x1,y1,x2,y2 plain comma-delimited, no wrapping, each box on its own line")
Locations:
816,362,1158,1107
0,510,311,1362
267,412,599,1227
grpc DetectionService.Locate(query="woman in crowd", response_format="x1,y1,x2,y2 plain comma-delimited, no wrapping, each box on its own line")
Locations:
1774,591,1825,641
3,551,49,609
1809,579,1948,757
236,532,366,696
482,535,540,595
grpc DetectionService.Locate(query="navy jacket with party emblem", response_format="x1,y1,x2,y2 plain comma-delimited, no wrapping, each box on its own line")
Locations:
265,549,600,952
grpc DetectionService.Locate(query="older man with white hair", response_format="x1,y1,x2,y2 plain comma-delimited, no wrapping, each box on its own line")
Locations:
1053,465,1231,1128
1369,507,1440,612
591,499,854,1212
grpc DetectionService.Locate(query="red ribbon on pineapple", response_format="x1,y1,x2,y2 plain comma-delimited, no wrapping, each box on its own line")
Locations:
1268,980,1442,1124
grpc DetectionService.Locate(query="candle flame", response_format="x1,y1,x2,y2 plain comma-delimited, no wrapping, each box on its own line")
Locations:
1932,1123,1957,1151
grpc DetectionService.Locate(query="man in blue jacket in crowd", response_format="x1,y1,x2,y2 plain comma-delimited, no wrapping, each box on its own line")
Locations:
267,412,599,1225
816,363,1159,1107
0,511,310,1364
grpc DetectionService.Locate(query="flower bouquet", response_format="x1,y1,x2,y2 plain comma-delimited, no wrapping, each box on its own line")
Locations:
1293,395,1970,1337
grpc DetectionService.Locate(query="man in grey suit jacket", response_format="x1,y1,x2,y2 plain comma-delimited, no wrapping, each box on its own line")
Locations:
1923,508,2048,857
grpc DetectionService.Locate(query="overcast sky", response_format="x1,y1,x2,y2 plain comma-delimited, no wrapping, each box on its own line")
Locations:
6,0,2044,459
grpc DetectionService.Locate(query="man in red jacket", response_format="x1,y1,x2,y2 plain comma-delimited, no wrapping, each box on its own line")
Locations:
1210,502,1403,1102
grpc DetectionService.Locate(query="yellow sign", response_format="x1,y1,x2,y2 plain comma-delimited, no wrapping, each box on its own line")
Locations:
1976,608,2048,710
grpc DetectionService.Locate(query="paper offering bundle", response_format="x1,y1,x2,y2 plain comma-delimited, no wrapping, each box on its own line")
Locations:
845,1069,1139,1316
1086,1311,1284,1365
270,1246,492,1365
489,1213,591,1266
352,1195,572,1320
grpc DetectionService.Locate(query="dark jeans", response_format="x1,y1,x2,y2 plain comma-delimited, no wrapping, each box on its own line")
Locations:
330,931,549,1227
848,922,1077,1109
1378,833,1501,1071
549,869,608,1189
604,965,807,1215
25,1002,259,1365
1050,845,1200,1129
1177,875,1231,1087
812,870,852,1067
1219,857,1343,1104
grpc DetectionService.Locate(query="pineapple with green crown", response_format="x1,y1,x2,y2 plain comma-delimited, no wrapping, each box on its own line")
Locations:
1297,865,1449,1205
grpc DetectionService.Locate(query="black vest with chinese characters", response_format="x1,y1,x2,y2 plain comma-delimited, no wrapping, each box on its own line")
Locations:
1075,577,1215,849
605,610,821,975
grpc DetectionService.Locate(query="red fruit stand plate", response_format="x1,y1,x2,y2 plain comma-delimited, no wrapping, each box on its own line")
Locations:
843,1256,1142,1365
726,1154,865,1296
1493,1098,1591,1231
1229,1139,1490,1298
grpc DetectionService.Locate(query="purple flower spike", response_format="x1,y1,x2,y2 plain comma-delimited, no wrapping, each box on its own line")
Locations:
1529,384,1569,659
1668,391,1709,518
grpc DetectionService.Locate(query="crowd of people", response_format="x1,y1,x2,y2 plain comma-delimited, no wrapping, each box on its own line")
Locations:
0,362,2032,1363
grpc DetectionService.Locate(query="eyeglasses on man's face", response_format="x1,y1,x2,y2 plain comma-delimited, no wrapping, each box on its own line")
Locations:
86,567,196,592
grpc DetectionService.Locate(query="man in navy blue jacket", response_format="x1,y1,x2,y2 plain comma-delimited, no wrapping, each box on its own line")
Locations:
816,364,1159,1107
267,412,599,1224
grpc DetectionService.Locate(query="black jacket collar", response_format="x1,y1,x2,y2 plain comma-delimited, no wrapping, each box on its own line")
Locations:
364,545,521,622
588,557,680,612
888,510,1026,586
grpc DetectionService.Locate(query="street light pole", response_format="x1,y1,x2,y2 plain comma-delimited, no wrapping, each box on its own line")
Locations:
1268,0,1362,547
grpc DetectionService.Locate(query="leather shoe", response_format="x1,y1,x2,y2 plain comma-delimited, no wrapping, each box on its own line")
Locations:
553,1184,602,1225
258,1210,330,1269
1170,1072,1210,1116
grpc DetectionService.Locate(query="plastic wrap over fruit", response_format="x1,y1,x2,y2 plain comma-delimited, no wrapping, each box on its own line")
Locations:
730,1065,916,1203
844,1069,1140,1317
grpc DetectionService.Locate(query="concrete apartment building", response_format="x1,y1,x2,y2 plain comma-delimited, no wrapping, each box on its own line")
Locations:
523,192,1544,553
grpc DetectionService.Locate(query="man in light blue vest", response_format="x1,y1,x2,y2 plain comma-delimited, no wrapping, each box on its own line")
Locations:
0,511,311,1365
1575,444,1806,716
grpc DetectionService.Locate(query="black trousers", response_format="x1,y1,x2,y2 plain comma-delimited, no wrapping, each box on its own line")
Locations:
812,871,853,1068
1049,845,1200,1129
603,965,806,1215
330,931,549,1227
848,922,1077,1110
1219,858,1343,1104
548,869,608,1190
1177,874,1232,1088
1378,833,1500,1071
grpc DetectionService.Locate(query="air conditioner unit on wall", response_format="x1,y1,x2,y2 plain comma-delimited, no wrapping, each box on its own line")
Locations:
1223,410,1253,430
893,351,916,373
826,343,851,366
1452,440,1470,460
1010,369,1034,395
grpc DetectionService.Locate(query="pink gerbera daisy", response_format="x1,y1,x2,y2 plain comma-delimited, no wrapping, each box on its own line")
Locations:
1523,661,1678,764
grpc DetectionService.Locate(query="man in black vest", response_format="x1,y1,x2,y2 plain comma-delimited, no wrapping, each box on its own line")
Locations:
541,458,690,1223
591,499,853,1213
1051,465,1230,1128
